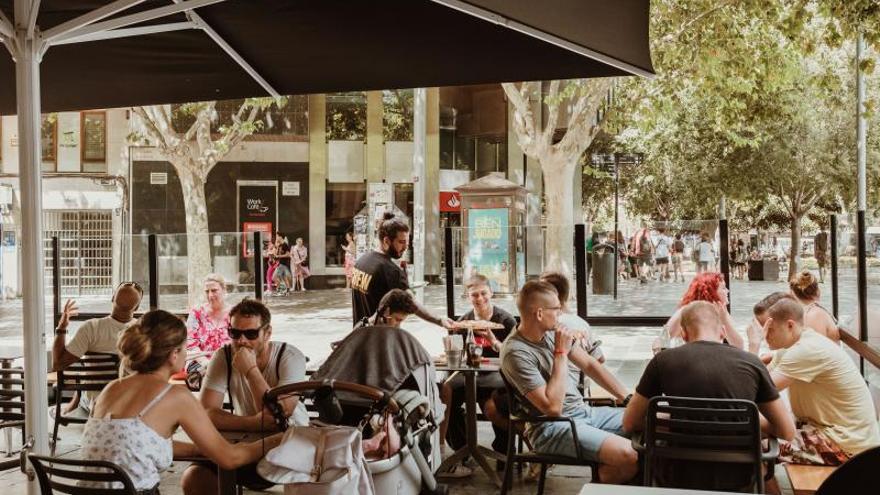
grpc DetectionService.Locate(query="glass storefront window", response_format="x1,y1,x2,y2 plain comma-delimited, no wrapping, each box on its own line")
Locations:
326,92,367,141
325,182,366,266
383,89,413,142
41,114,57,172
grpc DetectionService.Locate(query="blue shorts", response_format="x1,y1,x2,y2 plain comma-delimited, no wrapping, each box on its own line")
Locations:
528,406,626,461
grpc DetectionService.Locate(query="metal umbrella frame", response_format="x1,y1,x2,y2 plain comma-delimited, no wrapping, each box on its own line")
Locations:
0,2,654,492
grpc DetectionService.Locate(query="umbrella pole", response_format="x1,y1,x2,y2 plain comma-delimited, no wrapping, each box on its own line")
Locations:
13,1,51,487
856,33,868,374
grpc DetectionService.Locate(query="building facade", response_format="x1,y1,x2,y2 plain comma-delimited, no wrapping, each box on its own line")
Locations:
0,84,555,296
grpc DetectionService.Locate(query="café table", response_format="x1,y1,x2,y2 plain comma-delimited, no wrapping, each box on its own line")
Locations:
436,356,505,486
174,430,272,495
578,484,745,494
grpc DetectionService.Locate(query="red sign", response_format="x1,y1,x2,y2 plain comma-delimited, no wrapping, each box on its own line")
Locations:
440,191,461,212
242,222,273,258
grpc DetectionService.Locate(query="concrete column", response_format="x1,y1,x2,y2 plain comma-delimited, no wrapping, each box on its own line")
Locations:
308,94,327,275
425,88,441,278
366,91,385,182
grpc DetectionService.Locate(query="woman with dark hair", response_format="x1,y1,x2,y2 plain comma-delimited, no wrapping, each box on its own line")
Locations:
81,310,281,494
652,272,745,353
789,270,840,342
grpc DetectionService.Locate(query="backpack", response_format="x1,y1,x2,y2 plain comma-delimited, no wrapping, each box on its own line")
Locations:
673,239,685,253
223,342,287,414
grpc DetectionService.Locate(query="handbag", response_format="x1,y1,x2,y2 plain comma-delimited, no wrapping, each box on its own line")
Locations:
257,425,375,495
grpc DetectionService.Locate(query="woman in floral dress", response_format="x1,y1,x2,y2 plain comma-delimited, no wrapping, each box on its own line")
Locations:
185,273,230,353
292,237,311,292
343,232,356,288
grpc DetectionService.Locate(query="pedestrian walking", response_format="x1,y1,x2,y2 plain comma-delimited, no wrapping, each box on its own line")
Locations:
292,237,310,292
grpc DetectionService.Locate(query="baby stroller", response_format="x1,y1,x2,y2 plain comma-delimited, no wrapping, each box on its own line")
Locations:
263,379,445,494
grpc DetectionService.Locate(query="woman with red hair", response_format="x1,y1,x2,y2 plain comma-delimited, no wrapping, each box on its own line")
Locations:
652,272,745,353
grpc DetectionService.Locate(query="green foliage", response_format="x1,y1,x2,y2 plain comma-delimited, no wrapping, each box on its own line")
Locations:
383,89,414,141
606,0,880,231
326,92,366,141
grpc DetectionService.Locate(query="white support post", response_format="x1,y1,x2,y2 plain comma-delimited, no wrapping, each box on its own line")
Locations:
14,1,49,493
412,88,427,302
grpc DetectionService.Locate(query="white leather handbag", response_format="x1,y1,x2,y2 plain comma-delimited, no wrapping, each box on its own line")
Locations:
257,425,375,495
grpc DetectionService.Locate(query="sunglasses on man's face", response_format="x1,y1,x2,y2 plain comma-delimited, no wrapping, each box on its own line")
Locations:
228,325,266,340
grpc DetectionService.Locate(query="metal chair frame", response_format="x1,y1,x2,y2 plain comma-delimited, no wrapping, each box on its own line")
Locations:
635,395,778,493
28,453,139,495
51,352,120,455
499,370,616,495
0,367,25,455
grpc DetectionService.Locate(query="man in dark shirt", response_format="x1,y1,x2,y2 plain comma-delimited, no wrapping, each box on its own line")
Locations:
623,301,794,490
351,212,451,328
274,236,293,294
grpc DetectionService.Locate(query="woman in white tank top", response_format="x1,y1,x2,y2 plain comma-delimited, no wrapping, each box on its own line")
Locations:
82,310,281,493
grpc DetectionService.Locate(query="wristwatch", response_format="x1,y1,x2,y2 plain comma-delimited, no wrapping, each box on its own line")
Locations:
621,394,633,407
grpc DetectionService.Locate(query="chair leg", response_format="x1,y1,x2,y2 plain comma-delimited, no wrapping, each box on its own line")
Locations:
50,416,60,456
537,463,548,495
501,428,516,495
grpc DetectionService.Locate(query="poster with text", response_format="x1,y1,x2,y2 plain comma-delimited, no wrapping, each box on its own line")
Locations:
466,208,510,293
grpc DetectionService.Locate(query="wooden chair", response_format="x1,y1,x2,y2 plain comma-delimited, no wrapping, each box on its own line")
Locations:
28,453,139,495
635,396,778,493
51,352,120,455
0,367,25,455
499,370,613,495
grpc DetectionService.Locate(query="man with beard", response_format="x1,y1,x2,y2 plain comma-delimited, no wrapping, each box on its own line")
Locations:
181,298,308,494
351,211,452,328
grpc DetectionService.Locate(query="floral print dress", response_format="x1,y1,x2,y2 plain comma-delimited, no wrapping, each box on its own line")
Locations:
186,303,230,353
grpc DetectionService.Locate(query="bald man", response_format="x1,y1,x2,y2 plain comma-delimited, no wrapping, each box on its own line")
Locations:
52,282,143,412
623,300,793,490
501,280,637,485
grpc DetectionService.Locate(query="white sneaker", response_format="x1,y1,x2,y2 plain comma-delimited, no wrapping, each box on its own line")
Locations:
437,463,473,479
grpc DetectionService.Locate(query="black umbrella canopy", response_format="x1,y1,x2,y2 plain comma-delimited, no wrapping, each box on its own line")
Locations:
0,0,653,114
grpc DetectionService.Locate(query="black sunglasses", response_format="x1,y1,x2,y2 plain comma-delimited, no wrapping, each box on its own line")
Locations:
116,281,144,295
228,324,267,340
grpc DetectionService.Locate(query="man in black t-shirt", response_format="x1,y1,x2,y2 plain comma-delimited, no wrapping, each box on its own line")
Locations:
622,301,794,490
271,236,293,294
350,212,452,328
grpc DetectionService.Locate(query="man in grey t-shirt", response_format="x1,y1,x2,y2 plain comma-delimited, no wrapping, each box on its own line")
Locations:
501,280,638,485
182,299,307,495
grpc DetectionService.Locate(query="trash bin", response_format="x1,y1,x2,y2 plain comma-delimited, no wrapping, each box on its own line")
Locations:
592,243,616,295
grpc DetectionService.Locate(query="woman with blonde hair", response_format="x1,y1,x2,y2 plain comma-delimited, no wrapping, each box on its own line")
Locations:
186,274,230,353
81,310,281,494
789,270,840,342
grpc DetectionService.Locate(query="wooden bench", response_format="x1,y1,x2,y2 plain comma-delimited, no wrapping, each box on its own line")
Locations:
784,464,836,495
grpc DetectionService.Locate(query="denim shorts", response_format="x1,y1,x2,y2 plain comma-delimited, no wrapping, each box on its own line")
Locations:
528,406,626,461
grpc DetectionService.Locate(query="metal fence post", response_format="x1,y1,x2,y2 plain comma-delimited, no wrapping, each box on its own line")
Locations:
830,215,839,320
148,234,158,310
575,224,587,318
253,230,264,300
719,219,730,313
445,225,455,319
52,236,61,329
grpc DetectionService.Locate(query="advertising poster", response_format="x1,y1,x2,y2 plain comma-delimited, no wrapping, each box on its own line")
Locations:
466,208,510,292
238,183,277,258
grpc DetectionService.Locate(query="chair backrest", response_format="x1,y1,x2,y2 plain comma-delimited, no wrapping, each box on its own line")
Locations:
0,367,25,423
28,454,138,495
816,446,880,495
644,396,764,491
57,352,120,393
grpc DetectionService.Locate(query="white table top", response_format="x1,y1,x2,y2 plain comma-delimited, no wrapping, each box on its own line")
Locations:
579,485,739,495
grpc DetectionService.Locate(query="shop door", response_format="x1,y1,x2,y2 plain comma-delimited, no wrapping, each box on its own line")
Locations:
43,210,114,296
